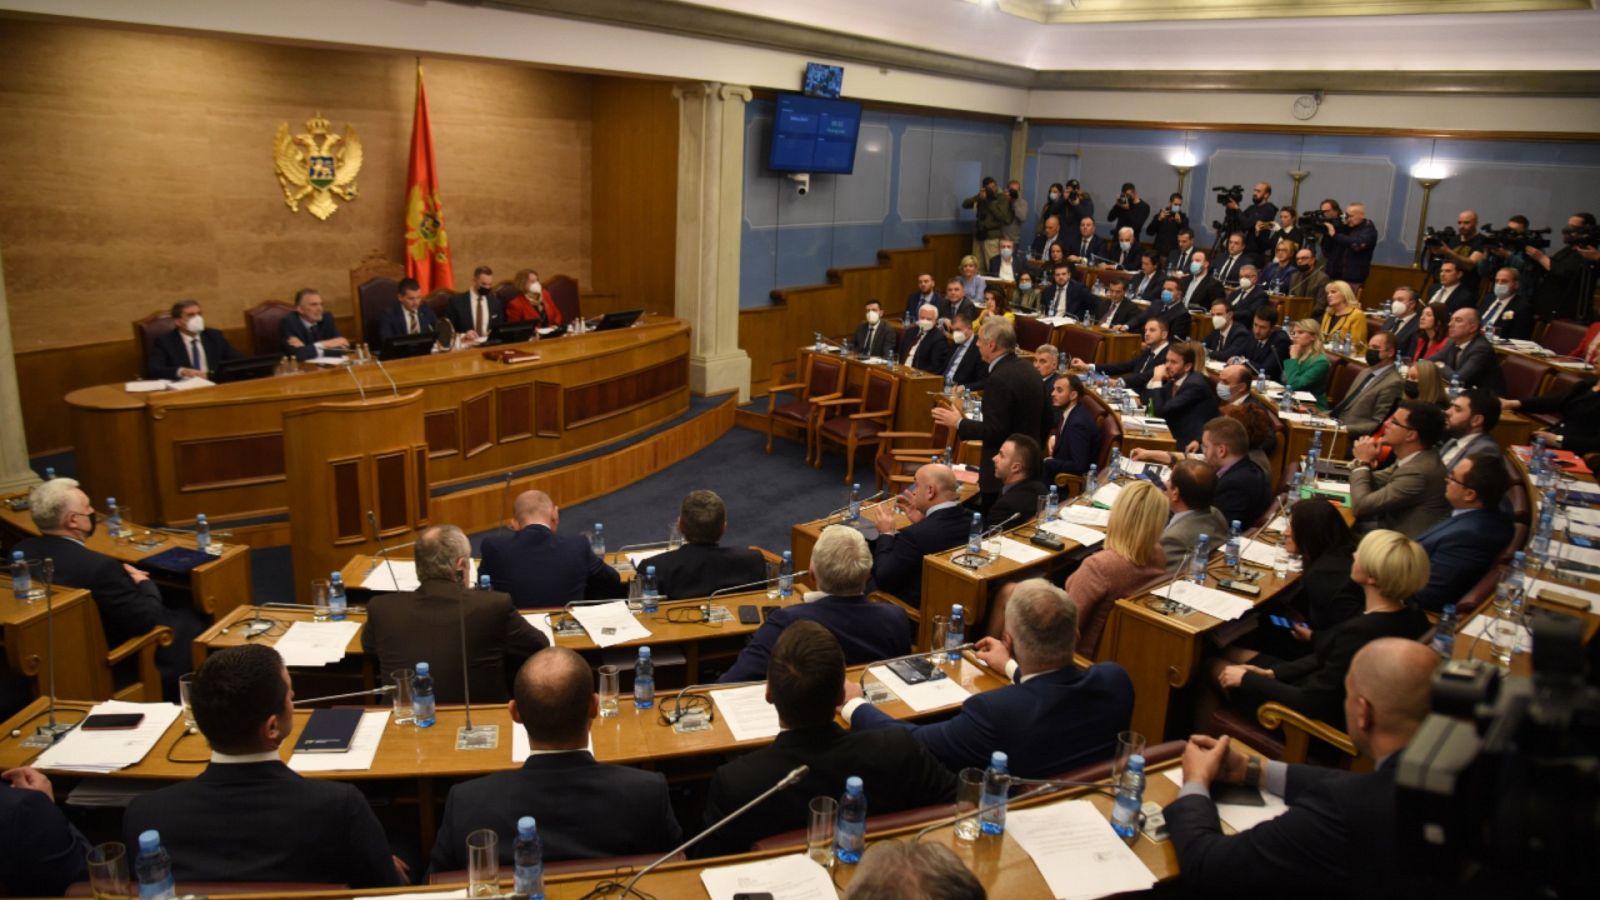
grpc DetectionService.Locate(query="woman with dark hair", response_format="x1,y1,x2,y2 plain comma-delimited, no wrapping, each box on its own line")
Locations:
1037,182,1069,235
1223,498,1363,663
1407,302,1450,362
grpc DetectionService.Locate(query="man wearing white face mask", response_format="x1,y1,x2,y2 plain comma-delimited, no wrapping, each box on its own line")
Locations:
898,305,951,374
1475,267,1532,340
148,299,241,380
1386,287,1421,357
942,314,985,389
851,300,894,359
1203,301,1251,362
1110,227,1140,271
1228,264,1269,326
988,238,1023,282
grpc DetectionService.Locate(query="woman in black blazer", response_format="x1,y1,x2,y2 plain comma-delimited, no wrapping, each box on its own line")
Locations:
1226,499,1364,663
1503,378,1600,455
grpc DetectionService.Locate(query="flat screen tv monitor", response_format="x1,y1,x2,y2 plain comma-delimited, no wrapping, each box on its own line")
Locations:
488,320,537,345
803,63,843,99
595,309,644,331
767,93,861,175
379,332,437,361
213,353,280,384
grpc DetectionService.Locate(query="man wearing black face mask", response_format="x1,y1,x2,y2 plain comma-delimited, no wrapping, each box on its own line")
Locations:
1527,212,1600,323
15,479,206,701
1331,332,1403,438
1288,247,1330,319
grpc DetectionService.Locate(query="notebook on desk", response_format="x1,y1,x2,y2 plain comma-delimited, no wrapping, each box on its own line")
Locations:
139,546,213,575
293,708,365,753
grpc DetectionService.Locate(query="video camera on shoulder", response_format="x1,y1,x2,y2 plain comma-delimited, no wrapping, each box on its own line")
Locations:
1213,185,1244,206
1422,225,1461,249
1297,209,1330,231
1482,224,1552,253
1564,223,1600,249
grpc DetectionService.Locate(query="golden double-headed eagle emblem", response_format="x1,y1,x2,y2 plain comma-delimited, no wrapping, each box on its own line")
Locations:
273,112,363,221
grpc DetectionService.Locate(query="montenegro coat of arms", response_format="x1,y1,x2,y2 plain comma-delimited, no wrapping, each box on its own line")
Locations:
273,112,364,221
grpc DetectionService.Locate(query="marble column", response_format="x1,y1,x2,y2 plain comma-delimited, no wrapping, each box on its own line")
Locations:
673,81,753,402
0,244,40,493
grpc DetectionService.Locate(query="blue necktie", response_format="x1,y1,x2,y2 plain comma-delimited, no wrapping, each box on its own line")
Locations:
189,338,202,371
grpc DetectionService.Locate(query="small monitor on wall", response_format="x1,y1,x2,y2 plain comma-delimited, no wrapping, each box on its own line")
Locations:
767,93,862,175
803,62,843,99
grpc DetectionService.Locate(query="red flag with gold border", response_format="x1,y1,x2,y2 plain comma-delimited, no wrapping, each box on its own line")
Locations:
404,63,452,292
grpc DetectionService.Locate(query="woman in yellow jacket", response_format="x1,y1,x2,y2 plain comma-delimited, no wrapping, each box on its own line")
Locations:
1319,280,1367,346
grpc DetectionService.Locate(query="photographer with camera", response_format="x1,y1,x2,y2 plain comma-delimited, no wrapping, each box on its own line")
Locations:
1228,182,1277,255
1063,178,1094,225
1320,200,1378,289
1000,179,1028,246
961,176,1013,268
1528,212,1600,323
1477,215,1541,287
1258,206,1310,257
1107,182,1150,239
1147,192,1190,258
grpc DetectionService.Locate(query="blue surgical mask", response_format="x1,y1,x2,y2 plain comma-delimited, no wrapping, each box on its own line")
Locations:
1160,289,1174,303
1494,283,1511,298
1001,247,1013,259
1190,262,1202,275
1018,281,1032,291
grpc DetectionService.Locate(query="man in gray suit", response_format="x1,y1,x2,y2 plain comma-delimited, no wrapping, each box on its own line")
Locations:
1159,460,1230,573
1437,388,1502,473
1348,401,1451,538
1331,331,1404,438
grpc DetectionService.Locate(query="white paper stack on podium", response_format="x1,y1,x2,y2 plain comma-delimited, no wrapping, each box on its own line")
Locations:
1006,799,1157,899
274,621,361,667
34,701,182,774
569,600,652,648
709,684,781,741
867,663,972,712
699,853,835,900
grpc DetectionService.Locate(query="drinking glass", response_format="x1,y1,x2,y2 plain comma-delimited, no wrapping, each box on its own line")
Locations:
391,668,416,725
807,796,838,868
87,841,130,899
1034,493,1050,523
1112,730,1147,784
667,522,684,551
1273,549,1292,580
765,559,781,599
178,673,197,731
928,615,948,656
309,578,331,621
598,665,621,718
467,829,499,897
954,768,984,842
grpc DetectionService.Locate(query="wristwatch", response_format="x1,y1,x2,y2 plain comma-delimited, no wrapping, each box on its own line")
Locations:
1245,756,1262,788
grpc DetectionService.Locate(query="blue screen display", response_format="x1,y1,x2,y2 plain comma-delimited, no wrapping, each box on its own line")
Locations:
768,93,862,175
803,63,844,98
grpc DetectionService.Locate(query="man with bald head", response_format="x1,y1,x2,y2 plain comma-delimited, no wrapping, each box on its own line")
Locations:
1166,638,1439,896
869,463,973,608
430,648,681,872
1427,306,1504,394
479,490,621,608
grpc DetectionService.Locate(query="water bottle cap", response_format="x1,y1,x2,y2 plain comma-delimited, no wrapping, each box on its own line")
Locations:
416,662,430,675
1127,754,1146,770
11,550,21,560
782,550,792,560
646,565,656,575
846,776,863,792
852,483,860,491
139,830,161,852
639,646,651,658
990,750,1008,769
331,572,342,583
1231,520,1241,530
951,604,963,616
107,497,116,504
197,514,207,522
595,522,603,530
518,816,537,836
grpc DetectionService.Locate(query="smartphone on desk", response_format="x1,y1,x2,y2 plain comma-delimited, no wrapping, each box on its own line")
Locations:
81,713,145,731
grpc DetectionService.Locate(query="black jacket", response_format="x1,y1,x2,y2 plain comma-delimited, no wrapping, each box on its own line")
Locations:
956,354,1049,494
985,479,1047,525
897,326,951,375
1,784,89,896
278,311,344,362
479,524,622,609
940,338,985,389
850,320,895,358
1238,605,1429,725
1213,458,1273,528
1151,373,1221,449
147,328,242,380
447,289,505,336
647,542,769,599
872,505,972,608
1518,379,1600,454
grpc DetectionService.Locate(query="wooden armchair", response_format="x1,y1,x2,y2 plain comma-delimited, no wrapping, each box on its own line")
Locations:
1209,702,1370,771
765,354,847,462
815,367,901,483
132,311,178,379
6,588,174,703
244,301,294,356
870,589,920,630
347,250,403,346
872,420,957,494
1052,391,1121,499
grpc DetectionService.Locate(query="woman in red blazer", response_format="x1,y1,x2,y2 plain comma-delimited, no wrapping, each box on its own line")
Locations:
504,269,562,328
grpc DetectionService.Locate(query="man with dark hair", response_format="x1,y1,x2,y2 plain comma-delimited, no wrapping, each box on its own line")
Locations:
1213,232,1257,289
845,841,984,900
962,176,1011,264
1146,342,1221,449
1437,388,1502,471
1127,250,1166,305
1427,258,1473,313
700,621,956,857
932,319,1050,506
123,645,404,888
1331,331,1403,438
1107,182,1150,238
279,287,349,361
147,299,241,380
1349,400,1450,538
480,490,621,608
983,434,1048,523
1528,212,1600,322
1411,453,1514,612
645,490,767,599
851,299,894,358
942,313,985,389
364,524,548,704
430,648,681,870
1198,416,1271,527
1180,249,1225,313
1160,459,1229,572
1085,316,1170,390
1045,375,1100,479
1041,262,1094,320
377,276,438,343
1165,226,1196,273
448,265,504,342
1092,278,1140,331
1244,306,1290,381
1203,300,1251,361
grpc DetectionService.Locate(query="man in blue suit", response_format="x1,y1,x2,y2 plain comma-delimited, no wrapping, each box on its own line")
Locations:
1412,452,1513,612
479,490,621,609
1041,263,1095,319
844,578,1133,778
869,463,973,609
1044,375,1099,479
1202,300,1252,362
1148,342,1221,449
376,277,438,344
279,288,349,361
940,314,984,389
147,299,241,380
718,525,912,683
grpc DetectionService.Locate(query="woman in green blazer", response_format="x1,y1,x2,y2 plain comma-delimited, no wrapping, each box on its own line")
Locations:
1282,317,1332,410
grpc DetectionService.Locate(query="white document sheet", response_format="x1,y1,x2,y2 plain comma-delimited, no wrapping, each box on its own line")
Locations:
1292,390,1317,402
1559,516,1600,541
867,662,973,713
288,710,390,772
1038,519,1107,549
307,356,348,367
708,684,781,742
1265,515,1289,533
1091,482,1123,508
123,380,170,393
522,613,556,645
568,601,652,648
1313,479,1351,494
1527,578,1600,613
1459,612,1532,648
1555,542,1600,568
1237,538,1282,569
996,536,1051,565
1157,580,1256,621
1060,505,1112,528
1006,799,1157,900
358,558,479,592
699,853,837,900
273,621,361,667
1160,770,1290,833
168,376,215,391
35,701,183,774
625,548,670,569
1564,505,1600,526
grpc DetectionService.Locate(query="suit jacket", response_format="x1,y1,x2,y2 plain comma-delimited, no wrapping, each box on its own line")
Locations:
147,328,242,380
956,355,1049,494
904,291,947,322
1166,757,1413,900
941,338,985,389
1349,449,1451,538
1390,314,1422,360
646,541,769,600
850,662,1134,777
377,303,439,343
1240,330,1291,382
1151,373,1221,449
1228,286,1269,326
871,505,972,608
1324,220,1378,284
1427,335,1504,394
1108,243,1141,271
447,289,505,336
897,326,952,374
1137,298,1192,341
1204,324,1252,362
1042,280,1095,319
1289,550,1365,632
1476,291,1533,340
1069,235,1106,262
986,479,1047,526
362,577,548,705
1332,364,1402,438
1181,274,1226,312
1428,282,1474,314
14,535,168,652
1435,431,1501,472
986,254,1033,281
479,524,622,609
123,761,402,888
279,311,344,362
430,751,680,871
1238,605,1429,725
1214,459,1273,528
1,783,89,897
1091,297,1141,330
1127,270,1164,303
1045,402,1100,478
699,724,957,858
850,320,894,358
1102,343,1168,391
1212,253,1261,288
1160,507,1230,573
717,594,913,683
1412,509,1514,612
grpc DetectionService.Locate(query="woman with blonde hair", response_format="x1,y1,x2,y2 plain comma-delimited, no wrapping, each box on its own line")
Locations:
1409,359,1447,406
1320,280,1367,346
1282,318,1332,409
1216,529,1429,726
1260,239,1298,295
957,255,984,303
1064,480,1168,656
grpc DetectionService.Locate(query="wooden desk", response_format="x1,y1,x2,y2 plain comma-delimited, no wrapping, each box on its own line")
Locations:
789,484,982,575
796,346,944,437
65,316,691,528
0,506,252,620
0,584,98,700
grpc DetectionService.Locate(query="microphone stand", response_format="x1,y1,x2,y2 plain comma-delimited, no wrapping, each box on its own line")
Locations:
23,559,76,747
910,778,1117,843
855,643,977,691
293,684,397,706
456,576,498,750
369,355,400,396
707,569,811,599
367,510,402,593
343,362,367,401
1152,548,1197,616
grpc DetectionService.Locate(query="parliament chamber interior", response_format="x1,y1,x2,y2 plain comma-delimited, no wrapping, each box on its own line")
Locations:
3,0,1600,898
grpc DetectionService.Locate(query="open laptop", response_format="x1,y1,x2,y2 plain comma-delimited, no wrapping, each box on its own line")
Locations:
212,353,280,384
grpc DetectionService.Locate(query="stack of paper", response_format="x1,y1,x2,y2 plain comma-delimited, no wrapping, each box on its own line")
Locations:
867,663,972,712
1157,580,1256,621
1038,519,1107,549
625,548,670,570
1460,612,1532,648
359,558,479,592
34,701,182,774
568,601,652,648
168,376,215,391
522,612,556,644
288,710,390,772
996,536,1051,564
124,380,170,393
700,854,836,900
1060,505,1111,528
1159,770,1289,832
1006,800,1157,899
1091,482,1123,507
1237,538,1283,569
274,621,361,667
708,684,781,741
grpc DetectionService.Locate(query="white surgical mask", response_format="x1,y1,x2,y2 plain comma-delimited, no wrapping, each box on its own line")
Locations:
1211,314,1228,330
1238,278,1253,290
866,310,880,324
917,318,934,332
184,315,205,335
1120,240,1132,251
1049,191,1061,201
952,330,969,344
1215,382,1233,401
1018,281,1032,291
528,280,542,296
1001,247,1013,259
1390,300,1409,317
1494,284,1511,299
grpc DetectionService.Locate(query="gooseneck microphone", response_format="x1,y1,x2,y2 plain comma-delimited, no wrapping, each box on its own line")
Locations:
367,511,402,592
293,685,396,706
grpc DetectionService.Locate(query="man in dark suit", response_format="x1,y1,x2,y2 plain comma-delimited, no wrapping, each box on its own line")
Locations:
1180,251,1226,312
986,237,1030,283
897,305,951,374
903,272,944,322
1165,638,1439,898
1044,375,1100,480
1165,228,1197,274
430,648,681,871
1387,286,1422,358
279,287,350,361
146,299,241,380
1243,307,1291,381
1212,232,1261,289
1231,182,1279,256
363,524,548,705
123,645,404,888
1106,183,1151,240
1321,201,1378,287
1065,216,1105,267
1288,246,1332,318
1412,453,1514,612
479,490,621,609
1090,279,1140,331
1227,264,1270,326
846,578,1132,777
1146,342,1221,449
1437,388,1503,472
1126,251,1165,304
15,479,205,701
1027,215,1062,269
1041,263,1094,319
1202,301,1251,362
850,299,894,358
939,314,985,389
645,490,767,599
1426,258,1474,313
868,464,972,609
447,265,504,342
1,767,89,896
1476,266,1533,340
941,277,979,324
1086,316,1169,391
1201,416,1272,528
1332,331,1404,438
1108,226,1141,271
376,277,439,344
701,621,956,857
719,525,912,682
1136,277,1192,341
983,435,1048,524
1428,307,1505,394
932,319,1049,503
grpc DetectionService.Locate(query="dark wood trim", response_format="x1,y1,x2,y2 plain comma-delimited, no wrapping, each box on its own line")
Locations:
1026,117,1600,144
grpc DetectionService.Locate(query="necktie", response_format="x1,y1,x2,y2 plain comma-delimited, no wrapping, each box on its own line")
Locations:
946,343,966,379
189,338,201,371
408,311,419,335
866,324,877,352
906,333,923,366
1100,302,1116,328
1081,238,1090,256
476,296,487,335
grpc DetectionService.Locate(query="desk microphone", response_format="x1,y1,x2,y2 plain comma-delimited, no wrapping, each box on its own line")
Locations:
292,684,396,706
707,568,812,599
367,511,402,592
910,778,1112,843
500,472,514,533
982,512,1022,540
553,596,637,632
21,559,76,747
455,577,498,750
662,680,765,725
1153,548,1197,615
369,355,399,396
825,490,886,522
344,362,367,401
854,643,976,690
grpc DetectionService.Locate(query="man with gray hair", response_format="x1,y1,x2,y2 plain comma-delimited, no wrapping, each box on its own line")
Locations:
363,524,548,705
479,489,620,609
844,578,1133,777
846,841,985,900
717,525,912,683
646,490,767,599
15,478,205,700
931,317,1049,509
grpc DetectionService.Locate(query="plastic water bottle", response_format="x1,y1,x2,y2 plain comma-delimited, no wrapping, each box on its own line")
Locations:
135,830,176,900
1058,351,1068,372
1533,506,1554,557
328,572,347,621
980,751,1011,835
1044,485,1059,522
106,497,122,537
194,513,210,553
641,565,659,613
944,373,956,396
1508,551,1529,593
1431,603,1459,658
778,550,795,599
591,523,606,557
1085,464,1099,498
848,483,862,521
1310,429,1323,458
1110,754,1147,839
946,604,965,662
413,662,436,727
814,332,826,352
513,816,545,900
835,776,867,864
1279,385,1293,414
1224,520,1242,575
10,551,30,599
1255,369,1269,394
1107,447,1122,480
43,466,56,480
634,646,655,710
1490,584,1524,666
1190,535,1210,584
1448,373,1463,399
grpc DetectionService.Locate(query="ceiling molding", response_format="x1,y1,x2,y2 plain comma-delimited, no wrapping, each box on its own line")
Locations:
1031,69,1600,96
976,0,1591,25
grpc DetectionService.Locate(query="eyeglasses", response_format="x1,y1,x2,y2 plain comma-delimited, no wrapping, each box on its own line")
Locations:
1387,419,1415,433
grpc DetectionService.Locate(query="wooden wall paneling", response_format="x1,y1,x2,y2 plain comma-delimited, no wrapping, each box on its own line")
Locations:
413,445,430,526
461,390,494,459
564,356,688,429
329,458,366,543
172,432,286,492
495,385,533,443
424,409,461,458
535,381,562,437
1362,264,1427,310
373,451,409,533
591,77,679,316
